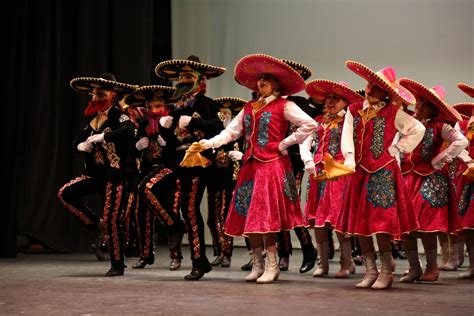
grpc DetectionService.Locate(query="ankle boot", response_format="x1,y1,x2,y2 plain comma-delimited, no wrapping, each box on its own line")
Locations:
313,241,329,277
245,248,264,282
335,241,355,278
420,249,439,282
459,246,474,279
442,242,459,271
372,251,394,289
400,250,423,283
257,249,280,284
356,252,379,288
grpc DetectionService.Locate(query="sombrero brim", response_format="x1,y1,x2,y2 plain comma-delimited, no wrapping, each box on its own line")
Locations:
399,78,462,122
155,60,226,81
124,85,176,107
214,97,247,114
281,59,312,81
458,83,474,98
306,80,364,105
452,102,474,118
235,54,306,96
70,77,137,94
346,61,415,105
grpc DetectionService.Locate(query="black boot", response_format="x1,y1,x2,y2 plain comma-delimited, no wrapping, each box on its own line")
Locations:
241,258,253,271
132,256,155,269
210,255,224,266
184,262,212,281
279,256,289,271
300,246,317,273
105,266,124,277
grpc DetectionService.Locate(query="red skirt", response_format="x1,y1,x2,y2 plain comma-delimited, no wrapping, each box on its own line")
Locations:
224,156,304,237
456,168,474,231
305,164,347,228
404,169,462,234
335,162,419,240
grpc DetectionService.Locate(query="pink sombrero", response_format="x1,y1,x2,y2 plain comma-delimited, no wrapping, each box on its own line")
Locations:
458,83,474,98
346,61,416,105
305,80,364,105
452,102,474,118
234,54,306,96
399,79,462,122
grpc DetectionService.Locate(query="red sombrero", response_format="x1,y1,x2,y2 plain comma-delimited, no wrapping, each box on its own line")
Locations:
346,61,416,105
458,83,474,98
452,102,474,118
281,59,313,81
305,80,364,105
124,85,176,108
234,54,306,96
399,79,462,122
155,55,226,81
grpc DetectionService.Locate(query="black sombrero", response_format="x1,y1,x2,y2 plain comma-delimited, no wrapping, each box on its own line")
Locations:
124,85,176,107
282,59,313,81
155,55,226,81
214,97,247,115
70,73,138,94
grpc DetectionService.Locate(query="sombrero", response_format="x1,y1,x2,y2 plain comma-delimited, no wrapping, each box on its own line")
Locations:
281,59,313,81
452,102,474,118
399,79,462,122
214,97,247,116
458,83,474,98
345,61,415,105
124,85,176,108
313,153,354,182
306,80,364,105
234,54,306,96
155,55,226,81
70,73,138,94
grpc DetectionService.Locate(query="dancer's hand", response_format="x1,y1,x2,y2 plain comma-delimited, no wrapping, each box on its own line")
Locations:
159,116,173,128
135,137,150,151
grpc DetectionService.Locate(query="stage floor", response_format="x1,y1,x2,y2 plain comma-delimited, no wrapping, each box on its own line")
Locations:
0,247,472,315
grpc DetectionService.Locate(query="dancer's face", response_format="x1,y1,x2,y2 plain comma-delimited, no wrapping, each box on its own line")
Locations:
325,94,347,115
365,82,388,105
257,73,280,97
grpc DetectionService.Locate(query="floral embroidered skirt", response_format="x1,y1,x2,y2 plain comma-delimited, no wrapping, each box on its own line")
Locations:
456,175,474,231
305,163,347,228
335,161,419,240
224,156,304,237
404,169,461,234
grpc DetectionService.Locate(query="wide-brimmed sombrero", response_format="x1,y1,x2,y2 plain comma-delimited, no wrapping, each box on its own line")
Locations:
214,97,247,115
399,79,462,122
452,102,474,118
235,54,306,96
70,73,138,94
155,55,226,81
281,59,312,81
306,80,364,105
458,83,474,98
124,85,176,108
346,61,415,105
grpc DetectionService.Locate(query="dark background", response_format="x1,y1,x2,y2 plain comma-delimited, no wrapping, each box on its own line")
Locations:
1,0,172,257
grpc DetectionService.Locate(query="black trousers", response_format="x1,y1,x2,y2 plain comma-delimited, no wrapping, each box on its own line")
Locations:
58,174,128,268
206,166,234,258
138,166,183,260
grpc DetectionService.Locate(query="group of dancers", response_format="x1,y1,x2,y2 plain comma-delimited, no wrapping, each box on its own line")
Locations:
58,53,474,289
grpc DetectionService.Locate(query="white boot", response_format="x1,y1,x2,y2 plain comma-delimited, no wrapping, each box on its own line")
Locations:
459,246,474,279
245,248,264,282
400,249,423,283
313,241,329,277
335,240,355,278
372,251,394,289
356,252,379,288
257,249,280,284
443,242,459,271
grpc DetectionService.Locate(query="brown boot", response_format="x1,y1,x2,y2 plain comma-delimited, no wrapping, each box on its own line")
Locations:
257,249,280,284
313,241,329,277
420,249,439,282
335,241,355,278
356,252,379,288
400,250,423,283
371,251,394,289
245,248,264,282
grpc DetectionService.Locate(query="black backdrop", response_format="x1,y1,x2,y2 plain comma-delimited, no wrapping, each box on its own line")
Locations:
1,0,171,257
